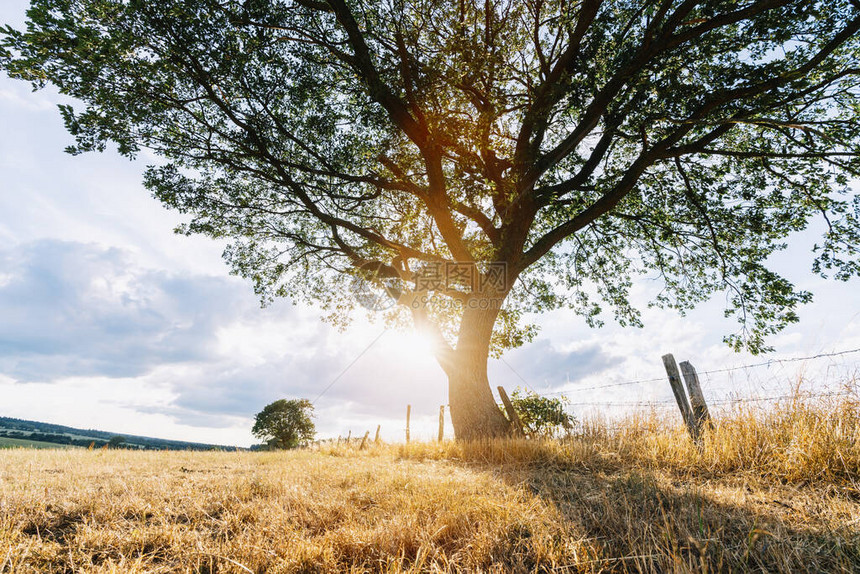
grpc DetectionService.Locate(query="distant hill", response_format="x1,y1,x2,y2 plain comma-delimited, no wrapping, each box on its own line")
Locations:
0,416,244,451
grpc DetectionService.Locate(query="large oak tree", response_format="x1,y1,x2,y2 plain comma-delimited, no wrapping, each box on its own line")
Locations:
3,0,860,439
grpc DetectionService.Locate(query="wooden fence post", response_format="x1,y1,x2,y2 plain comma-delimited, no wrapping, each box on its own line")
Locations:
497,386,526,437
359,430,370,450
406,404,411,444
374,425,381,444
680,360,713,434
438,405,445,442
662,354,699,441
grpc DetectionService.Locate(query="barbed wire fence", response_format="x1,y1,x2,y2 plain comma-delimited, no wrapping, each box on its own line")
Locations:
499,347,860,411
310,329,859,441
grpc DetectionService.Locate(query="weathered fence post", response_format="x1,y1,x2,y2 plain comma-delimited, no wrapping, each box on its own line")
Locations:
497,386,526,437
347,430,351,445
359,430,370,450
438,405,445,442
374,425,381,444
680,360,713,434
662,354,699,441
406,404,411,444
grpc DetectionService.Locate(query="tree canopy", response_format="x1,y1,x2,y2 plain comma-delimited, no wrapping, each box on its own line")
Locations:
3,0,860,437
252,398,316,449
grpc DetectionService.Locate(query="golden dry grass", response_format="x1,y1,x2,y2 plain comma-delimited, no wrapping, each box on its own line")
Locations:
1,392,859,573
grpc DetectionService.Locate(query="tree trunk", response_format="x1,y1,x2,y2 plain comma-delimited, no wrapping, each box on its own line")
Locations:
443,304,511,440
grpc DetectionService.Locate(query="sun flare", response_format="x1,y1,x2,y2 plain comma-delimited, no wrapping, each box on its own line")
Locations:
379,329,439,365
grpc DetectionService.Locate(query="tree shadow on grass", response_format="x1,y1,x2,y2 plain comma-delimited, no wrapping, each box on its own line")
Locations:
493,462,860,573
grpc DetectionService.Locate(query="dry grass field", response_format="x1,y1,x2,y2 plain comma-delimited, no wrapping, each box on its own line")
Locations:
1,392,858,573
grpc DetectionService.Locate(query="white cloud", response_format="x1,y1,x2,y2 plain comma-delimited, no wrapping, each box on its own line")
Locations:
0,375,253,446
0,88,56,112
0,238,456,444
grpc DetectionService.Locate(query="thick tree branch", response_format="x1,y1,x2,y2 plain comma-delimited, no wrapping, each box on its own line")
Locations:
518,0,793,196
326,0,427,147
512,0,602,171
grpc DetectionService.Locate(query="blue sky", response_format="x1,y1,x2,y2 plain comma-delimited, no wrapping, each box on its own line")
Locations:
1,1,859,446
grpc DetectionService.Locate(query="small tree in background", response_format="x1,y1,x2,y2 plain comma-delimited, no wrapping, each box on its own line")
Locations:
252,399,316,450
508,389,575,438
